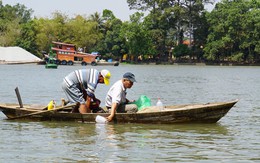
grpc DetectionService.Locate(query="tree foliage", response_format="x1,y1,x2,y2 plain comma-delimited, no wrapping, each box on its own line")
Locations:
127,0,214,60
204,0,260,62
121,12,156,59
0,0,259,64
173,44,191,58
0,2,33,47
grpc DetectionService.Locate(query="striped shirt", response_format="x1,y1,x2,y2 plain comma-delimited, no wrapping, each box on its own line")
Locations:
63,68,99,97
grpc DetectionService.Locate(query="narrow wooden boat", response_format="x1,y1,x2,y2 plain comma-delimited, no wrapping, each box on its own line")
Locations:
0,99,238,124
95,61,119,66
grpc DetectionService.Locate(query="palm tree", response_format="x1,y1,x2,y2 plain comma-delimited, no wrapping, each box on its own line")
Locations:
89,12,103,30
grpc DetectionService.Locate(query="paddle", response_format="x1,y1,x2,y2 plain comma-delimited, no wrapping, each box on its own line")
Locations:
6,103,76,120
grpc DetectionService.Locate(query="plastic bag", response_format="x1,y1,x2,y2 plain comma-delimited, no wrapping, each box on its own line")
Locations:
132,95,151,111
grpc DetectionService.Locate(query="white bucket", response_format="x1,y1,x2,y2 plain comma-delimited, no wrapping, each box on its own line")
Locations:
95,115,108,123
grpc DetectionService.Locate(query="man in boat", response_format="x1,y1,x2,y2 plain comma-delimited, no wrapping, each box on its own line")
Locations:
105,72,138,122
62,68,111,113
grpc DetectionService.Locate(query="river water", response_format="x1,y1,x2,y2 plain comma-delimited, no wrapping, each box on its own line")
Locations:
0,64,259,162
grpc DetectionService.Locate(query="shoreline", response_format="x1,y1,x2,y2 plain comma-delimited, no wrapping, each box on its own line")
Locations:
122,61,260,66
1,60,260,66
0,60,43,65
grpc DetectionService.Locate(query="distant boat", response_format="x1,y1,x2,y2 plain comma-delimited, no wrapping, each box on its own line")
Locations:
51,41,98,66
48,41,119,66
45,57,58,69
95,60,119,66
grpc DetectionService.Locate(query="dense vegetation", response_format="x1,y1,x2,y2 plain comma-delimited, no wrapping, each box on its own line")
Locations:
0,0,259,64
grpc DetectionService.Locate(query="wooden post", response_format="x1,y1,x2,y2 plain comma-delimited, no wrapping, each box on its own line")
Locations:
15,87,23,108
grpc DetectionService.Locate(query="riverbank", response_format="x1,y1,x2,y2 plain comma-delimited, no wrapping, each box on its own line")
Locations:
122,61,260,66
2,60,260,66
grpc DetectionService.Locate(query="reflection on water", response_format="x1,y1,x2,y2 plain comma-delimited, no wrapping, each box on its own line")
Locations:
1,64,260,162
0,120,234,162
47,122,232,162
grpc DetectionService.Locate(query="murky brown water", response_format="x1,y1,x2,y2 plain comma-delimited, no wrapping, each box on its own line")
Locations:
0,64,260,162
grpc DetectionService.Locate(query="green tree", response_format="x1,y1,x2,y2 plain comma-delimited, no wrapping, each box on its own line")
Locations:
192,11,209,61
0,2,33,47
94,10,126,60
127,0,214,61
205,0,260,63
239,0,260,62
0,18,20,46
104,19,124,58
121,12,156,61
89,12,102,24
89,12,104,31
88,12,106,53
16,20,38,56
34,12,70,54
34,17,63,54
66,15,102,52
173,43,191,59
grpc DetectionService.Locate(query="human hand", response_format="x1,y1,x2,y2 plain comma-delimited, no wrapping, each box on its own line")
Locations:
106,115,114,122
95,98,101,105
129,100,135,103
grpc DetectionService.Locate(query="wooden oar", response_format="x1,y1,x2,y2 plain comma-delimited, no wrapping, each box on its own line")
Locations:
6,103,76,120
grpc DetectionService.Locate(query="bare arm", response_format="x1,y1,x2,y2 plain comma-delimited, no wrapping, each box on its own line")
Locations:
85,96,92,113
106,102,118,122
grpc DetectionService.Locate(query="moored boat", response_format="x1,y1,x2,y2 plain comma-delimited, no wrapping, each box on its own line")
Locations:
95,60,119,66
0,99,238,124
51,41,98,66
45,57,58,69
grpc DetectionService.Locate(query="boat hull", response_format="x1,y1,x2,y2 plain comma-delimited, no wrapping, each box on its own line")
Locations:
95,61,119,66
45,64,58,69
0,100,238,124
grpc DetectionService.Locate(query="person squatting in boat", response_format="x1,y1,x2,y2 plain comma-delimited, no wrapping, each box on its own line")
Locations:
62,68,111,113
105,72,138,122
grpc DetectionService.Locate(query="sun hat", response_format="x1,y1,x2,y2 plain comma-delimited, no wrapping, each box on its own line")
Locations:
123,72,137,83
101,69,111,85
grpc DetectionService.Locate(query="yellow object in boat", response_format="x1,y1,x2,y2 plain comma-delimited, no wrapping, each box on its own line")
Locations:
47,100,55,110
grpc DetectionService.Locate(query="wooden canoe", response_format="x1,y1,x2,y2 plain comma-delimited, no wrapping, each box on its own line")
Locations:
0,99,238,124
